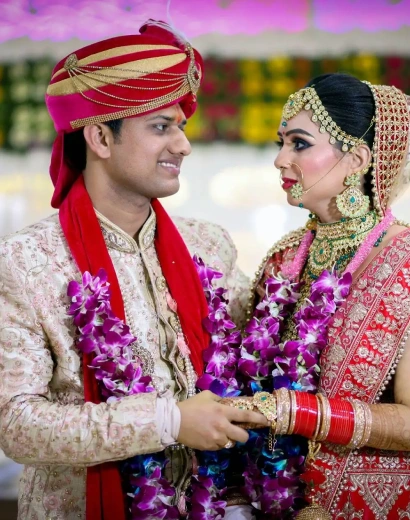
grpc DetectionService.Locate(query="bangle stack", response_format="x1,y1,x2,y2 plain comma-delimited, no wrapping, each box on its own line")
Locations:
226,390,372,450
271,390,372,449
347,399,373,449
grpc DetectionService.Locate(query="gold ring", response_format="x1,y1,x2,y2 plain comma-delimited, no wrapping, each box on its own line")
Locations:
224,439,235,449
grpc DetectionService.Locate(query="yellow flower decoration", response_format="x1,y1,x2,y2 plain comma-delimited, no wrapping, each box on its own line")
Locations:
240,103,274,144
242,76,264,97
267,56,292,74
353,54,380,75
268,78,296,99
240,59,263,76
271,102,285,129
185,109,205,141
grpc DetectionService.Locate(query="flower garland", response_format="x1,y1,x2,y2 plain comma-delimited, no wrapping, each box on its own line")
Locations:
194,254,352,517
67,269,154,401
67,258,240,519
195,256,242,397
67,252,352,518
237,268,352,517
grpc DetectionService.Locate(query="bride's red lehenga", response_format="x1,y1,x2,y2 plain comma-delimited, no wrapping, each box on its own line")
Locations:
246,84,410,518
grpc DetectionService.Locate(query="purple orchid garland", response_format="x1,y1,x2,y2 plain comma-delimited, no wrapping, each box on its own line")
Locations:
240,270,352,392
236,269,352,516
67,269,154,401
67,261,238,519
195,256,242,398
68,257,352,519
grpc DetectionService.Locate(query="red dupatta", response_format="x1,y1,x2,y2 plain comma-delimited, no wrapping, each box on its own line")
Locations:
59,175,210,519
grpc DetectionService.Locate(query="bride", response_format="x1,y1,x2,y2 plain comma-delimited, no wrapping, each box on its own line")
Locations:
226,72,410,519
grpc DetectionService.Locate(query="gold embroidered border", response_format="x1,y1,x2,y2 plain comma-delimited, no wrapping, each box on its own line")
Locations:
70,83,191,128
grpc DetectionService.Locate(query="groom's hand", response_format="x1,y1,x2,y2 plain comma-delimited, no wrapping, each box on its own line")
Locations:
176,390,268,451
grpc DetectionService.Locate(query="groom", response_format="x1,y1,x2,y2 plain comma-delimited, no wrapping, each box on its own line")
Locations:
0,20,266,520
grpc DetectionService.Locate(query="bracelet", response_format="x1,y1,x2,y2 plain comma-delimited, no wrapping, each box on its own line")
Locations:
229,398,254,411
275,388,291,435
347,399,365,449
348,399,373,449
316,393,331,442
280,388,291,435
312,395,322,440
360,401,373,448
326,399,355,445
288,390,297,435
253,392,277,423
293,392,319,438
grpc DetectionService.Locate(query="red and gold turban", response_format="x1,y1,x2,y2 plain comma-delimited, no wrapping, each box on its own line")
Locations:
46,21,202,132
45,23,208,520
46,21,203,208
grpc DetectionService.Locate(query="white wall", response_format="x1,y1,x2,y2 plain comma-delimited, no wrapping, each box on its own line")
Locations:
1,27,410,62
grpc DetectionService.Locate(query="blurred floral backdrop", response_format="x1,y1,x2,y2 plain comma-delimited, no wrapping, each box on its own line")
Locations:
1,53,410,151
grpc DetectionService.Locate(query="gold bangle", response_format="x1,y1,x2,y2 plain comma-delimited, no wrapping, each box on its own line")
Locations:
316,393,331,442
275,388,291,435
288,390,297,435
274,390,284,435
358,402,372,448
312,394,322,440
347,399,366,449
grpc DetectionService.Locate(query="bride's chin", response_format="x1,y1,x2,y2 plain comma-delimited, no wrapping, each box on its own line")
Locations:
286,194,303,207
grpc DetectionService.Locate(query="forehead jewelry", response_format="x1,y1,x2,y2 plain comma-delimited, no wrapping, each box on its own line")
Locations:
282,86,374,153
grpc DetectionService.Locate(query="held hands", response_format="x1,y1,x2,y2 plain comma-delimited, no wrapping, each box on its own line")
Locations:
176,390,269,451
219,396,268,429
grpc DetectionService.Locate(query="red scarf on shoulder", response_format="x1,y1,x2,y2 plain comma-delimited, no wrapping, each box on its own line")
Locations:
59,174,209,519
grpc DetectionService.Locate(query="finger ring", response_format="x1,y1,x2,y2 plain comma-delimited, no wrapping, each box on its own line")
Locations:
224,439,235,449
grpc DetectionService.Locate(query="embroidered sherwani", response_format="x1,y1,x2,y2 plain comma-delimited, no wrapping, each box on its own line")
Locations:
0,211,249,520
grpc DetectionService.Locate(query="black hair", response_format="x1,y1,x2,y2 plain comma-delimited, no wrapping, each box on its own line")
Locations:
64,118,124,172
305,73,376,198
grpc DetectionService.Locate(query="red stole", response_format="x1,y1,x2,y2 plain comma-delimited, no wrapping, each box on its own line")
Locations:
59,175,210,519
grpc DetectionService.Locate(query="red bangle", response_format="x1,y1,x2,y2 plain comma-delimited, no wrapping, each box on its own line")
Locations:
326,399,355,445
293,392,318,438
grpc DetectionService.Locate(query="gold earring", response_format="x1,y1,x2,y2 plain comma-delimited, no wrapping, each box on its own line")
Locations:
336,167,370,218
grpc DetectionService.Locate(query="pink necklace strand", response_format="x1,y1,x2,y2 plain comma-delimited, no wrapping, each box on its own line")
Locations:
281,209,394,281
281,230,314,280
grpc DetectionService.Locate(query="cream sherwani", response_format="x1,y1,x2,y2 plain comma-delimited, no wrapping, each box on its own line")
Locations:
0,210,249,519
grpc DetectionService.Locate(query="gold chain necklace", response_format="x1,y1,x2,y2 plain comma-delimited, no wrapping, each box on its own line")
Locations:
307,211,380,280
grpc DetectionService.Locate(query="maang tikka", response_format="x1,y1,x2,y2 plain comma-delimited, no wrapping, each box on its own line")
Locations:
282,87,367,152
